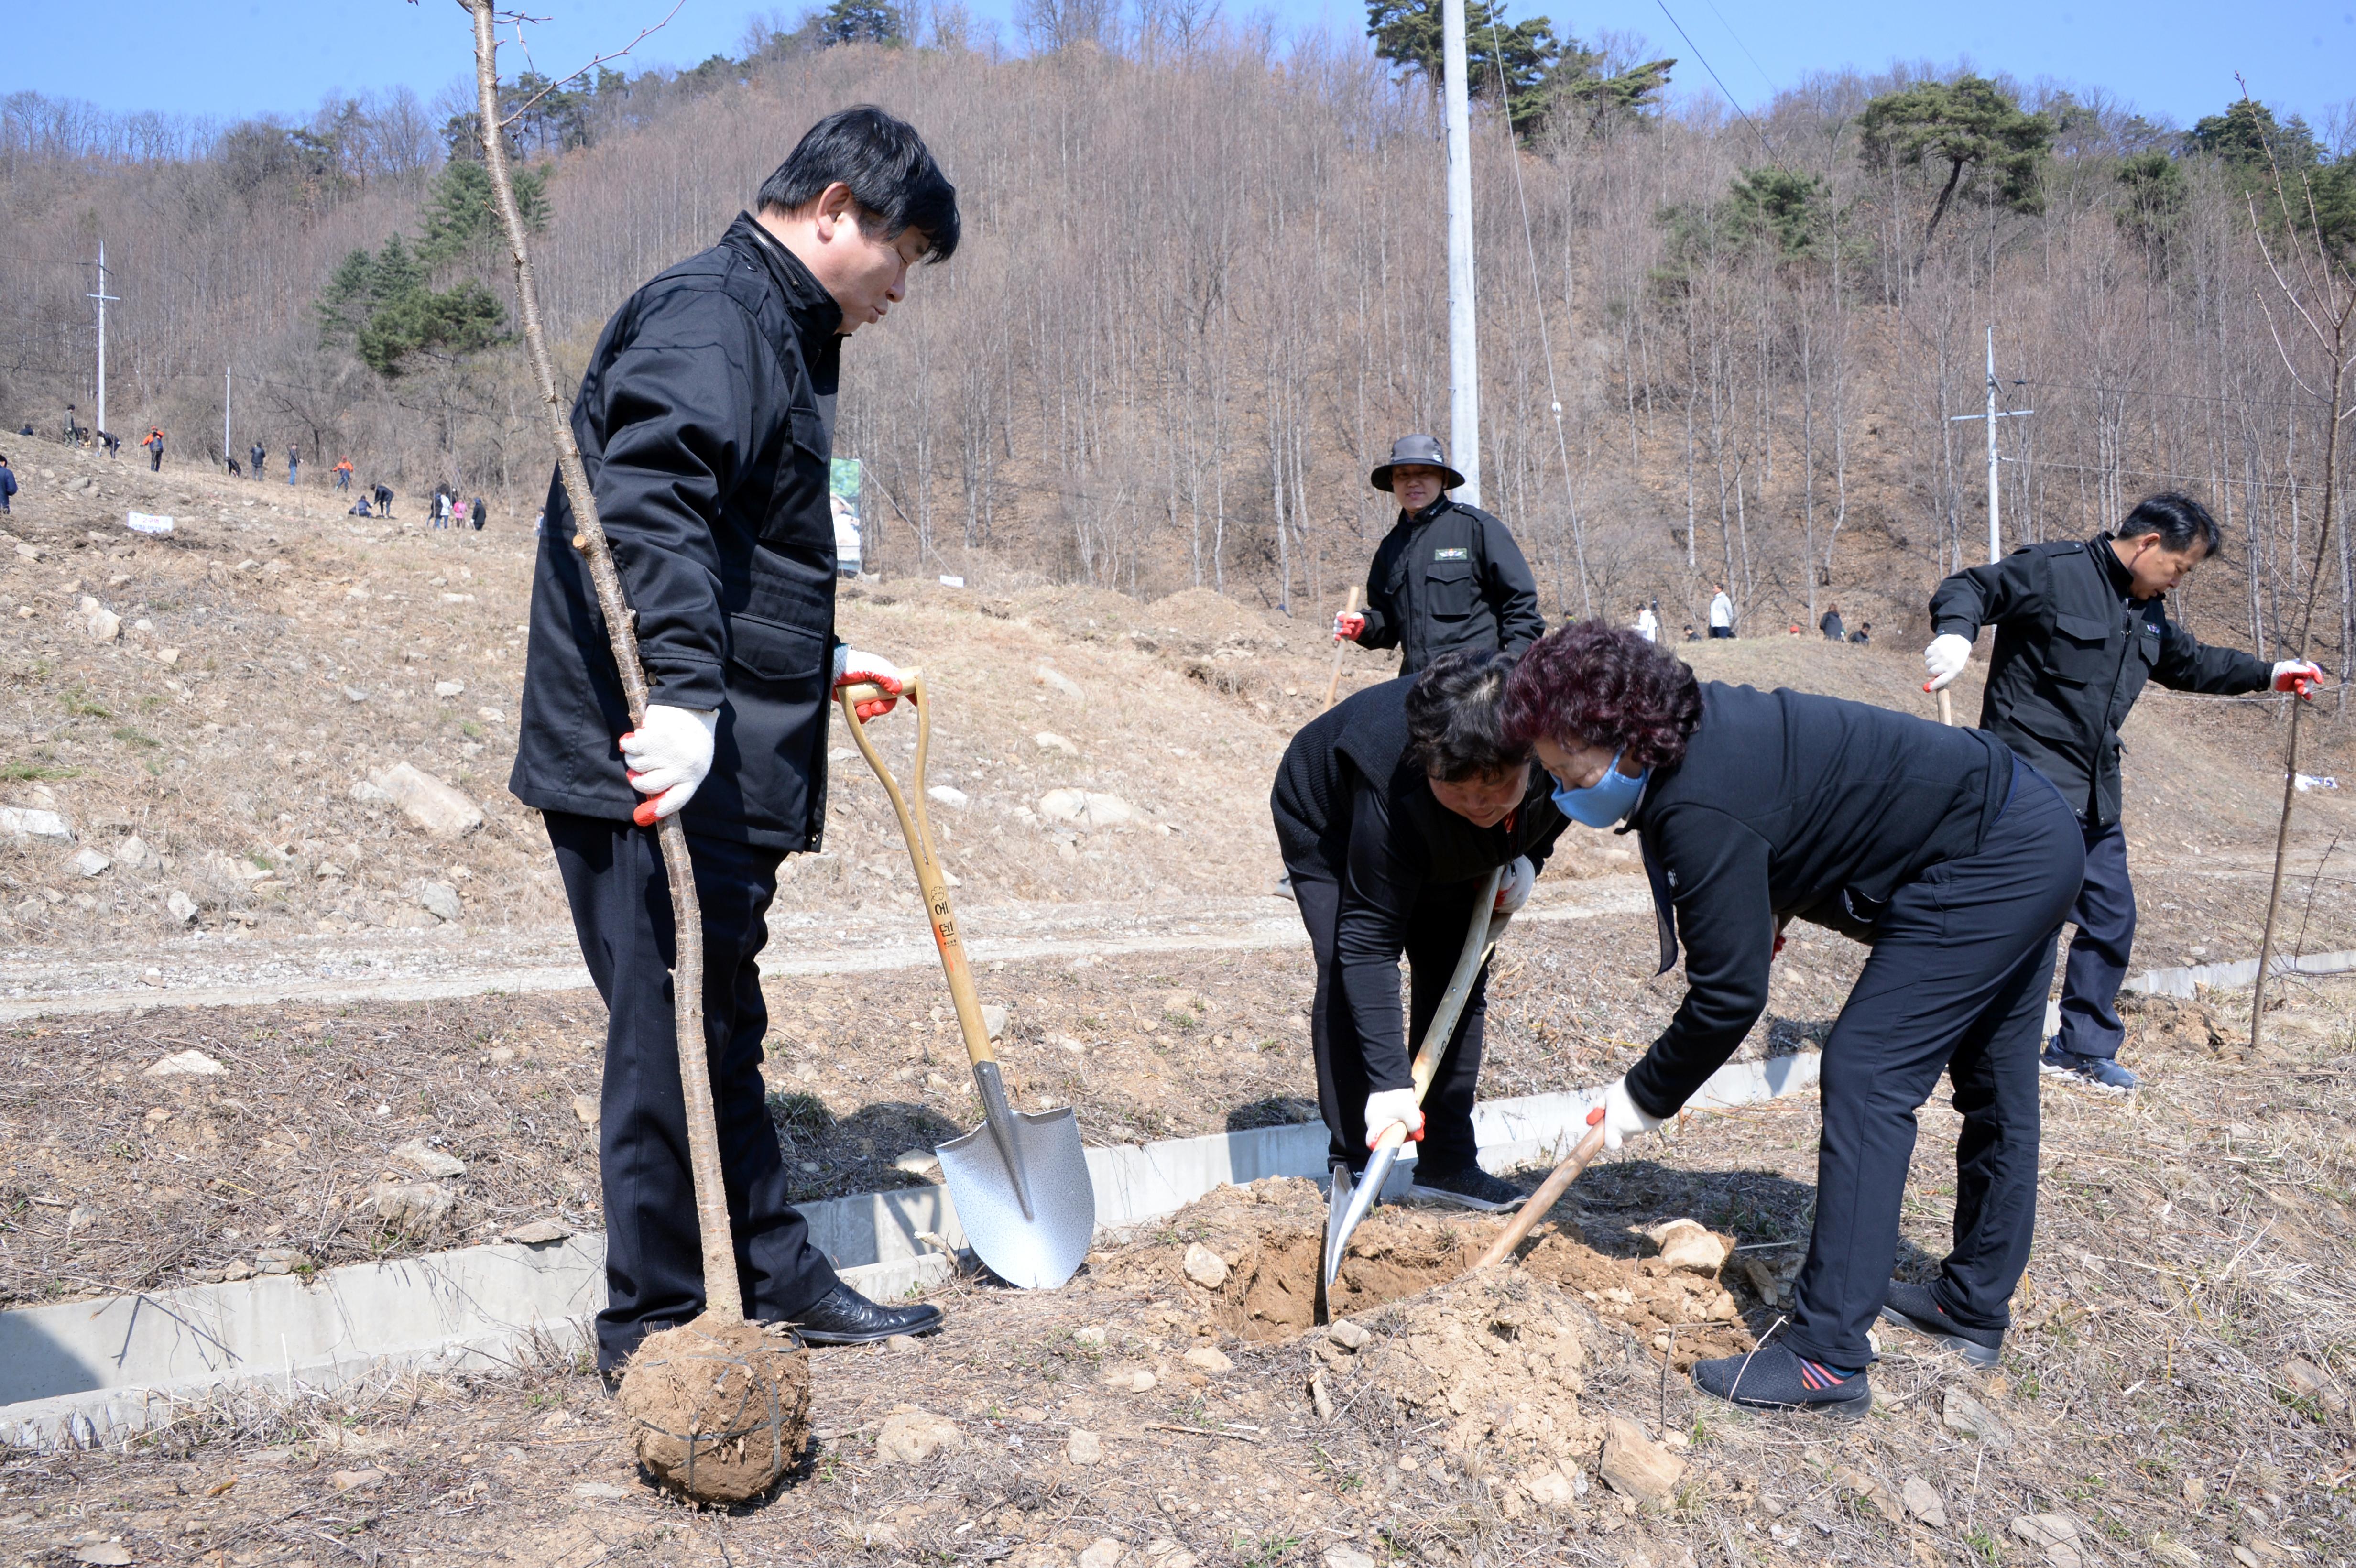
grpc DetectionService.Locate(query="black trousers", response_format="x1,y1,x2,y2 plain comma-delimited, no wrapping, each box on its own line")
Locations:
545,811,837,1369
2054,817,2134,1060
1287,854,1489,1175
1785,761,2083,1367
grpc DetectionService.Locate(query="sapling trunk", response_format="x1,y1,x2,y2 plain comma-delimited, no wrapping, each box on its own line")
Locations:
466,0,740,1322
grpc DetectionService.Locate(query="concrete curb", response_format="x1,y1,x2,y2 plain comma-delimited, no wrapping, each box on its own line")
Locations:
0,1051,1817,1450
2121,947,2356,999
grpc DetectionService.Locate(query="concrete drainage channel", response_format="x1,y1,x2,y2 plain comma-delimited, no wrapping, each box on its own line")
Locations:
0,1054,1818,1450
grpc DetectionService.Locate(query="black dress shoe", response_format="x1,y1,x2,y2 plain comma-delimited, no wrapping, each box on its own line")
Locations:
786,1284,947,1346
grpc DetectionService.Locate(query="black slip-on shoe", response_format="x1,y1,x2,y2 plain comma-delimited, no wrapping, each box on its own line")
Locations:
1691,1344,1872,1417
1407,1165,1531,1212
1879,1279,2005,1367
786,1284,947,1346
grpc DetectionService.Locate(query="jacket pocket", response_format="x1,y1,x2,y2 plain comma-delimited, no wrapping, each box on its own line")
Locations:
2046,613,2114,685
1424,558,1478,621
728,610,827,684
759,406,832,550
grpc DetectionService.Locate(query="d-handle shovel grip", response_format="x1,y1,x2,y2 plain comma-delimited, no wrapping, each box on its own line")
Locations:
837,672,1000,1074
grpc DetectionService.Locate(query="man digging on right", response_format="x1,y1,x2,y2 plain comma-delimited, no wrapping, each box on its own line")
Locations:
1926,492,2323,1093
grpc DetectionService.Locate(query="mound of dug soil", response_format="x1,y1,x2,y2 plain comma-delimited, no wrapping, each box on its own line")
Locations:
1096,1176,1756,1371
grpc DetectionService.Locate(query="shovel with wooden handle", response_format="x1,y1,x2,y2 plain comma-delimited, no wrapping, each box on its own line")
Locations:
1322,865,1505,1296
1468,1104,1607,1271
839,671,1097,1290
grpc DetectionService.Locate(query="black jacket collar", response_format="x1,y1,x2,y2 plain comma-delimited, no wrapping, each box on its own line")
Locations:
2094,534,2138,603
730,211,844,340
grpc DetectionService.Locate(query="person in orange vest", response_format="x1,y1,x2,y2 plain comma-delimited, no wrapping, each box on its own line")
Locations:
333,457,354,492
141,428,165,472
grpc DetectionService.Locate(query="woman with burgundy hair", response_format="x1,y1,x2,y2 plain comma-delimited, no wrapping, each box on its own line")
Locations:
1500,622,2083,1415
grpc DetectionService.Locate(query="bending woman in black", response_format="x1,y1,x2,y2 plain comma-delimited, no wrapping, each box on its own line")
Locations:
1501,623,2083,1414
1272,649,1567,1210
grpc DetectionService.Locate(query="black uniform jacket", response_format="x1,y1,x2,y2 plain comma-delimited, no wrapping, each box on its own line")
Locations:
1357,498,1545,675
1929,535,2269,829
510,213,844,852
1619,682,2015,1121
1273,676,1568,1090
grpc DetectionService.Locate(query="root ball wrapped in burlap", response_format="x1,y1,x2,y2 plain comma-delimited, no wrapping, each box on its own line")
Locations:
616,1315,813,1501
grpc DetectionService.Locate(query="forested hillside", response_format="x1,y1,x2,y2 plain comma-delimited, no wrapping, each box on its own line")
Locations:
2,10,2350,651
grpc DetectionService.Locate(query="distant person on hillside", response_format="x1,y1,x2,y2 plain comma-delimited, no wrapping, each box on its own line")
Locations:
1849,622,1872,645
510,105,952,1365
14,424,30,438
63,405,84,446
142,428,164,471
226,455,241,478
1682,623,1698,642
1332,435,1543,676
0,455,16,514
348,496,372,517
469,496,486,531
286,447,300,485
334,458,354,492
98,431,120,458
1819,604,1845,642
250,442,267,479
1927,491,2324,1094
1634,601,1658,642
372,482,394,517
1708,583,1734,639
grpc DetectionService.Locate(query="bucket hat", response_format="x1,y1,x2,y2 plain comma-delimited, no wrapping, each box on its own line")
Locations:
1369,434,1465,493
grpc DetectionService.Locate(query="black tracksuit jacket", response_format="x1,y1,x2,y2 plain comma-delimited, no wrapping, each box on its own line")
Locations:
1273,676,1568,1086
1929,535,2271,829
510,213,845,852
1619,682,2016,1120
1356,498,1545,675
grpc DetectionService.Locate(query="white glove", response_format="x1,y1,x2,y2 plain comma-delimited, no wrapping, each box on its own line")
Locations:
833,645,904,719
1924,633,1972,692
619,704,718,825
1334,610,1367,642
2272,660,2325,696
1601,1077,1668,1152
1363,1087,1426,1149
1493,855,1535,916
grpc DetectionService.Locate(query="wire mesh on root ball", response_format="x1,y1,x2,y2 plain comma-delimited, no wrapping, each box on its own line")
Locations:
616,1315,814,1502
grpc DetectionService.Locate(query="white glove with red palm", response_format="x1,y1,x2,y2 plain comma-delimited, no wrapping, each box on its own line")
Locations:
1334,610,1367,642
1494,855,1535,916
833,646,905,719
621,704,718,826
2273,660,2326,698
1363,1088,1425,1149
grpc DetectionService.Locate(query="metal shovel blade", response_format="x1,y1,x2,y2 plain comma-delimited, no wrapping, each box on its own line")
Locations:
937,1088,1095,1290
1321,1144,1402,1290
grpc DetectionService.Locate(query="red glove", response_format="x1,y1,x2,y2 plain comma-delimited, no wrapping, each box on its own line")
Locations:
1334,611,1366,642
833,646,904,720
2273,661,2325,699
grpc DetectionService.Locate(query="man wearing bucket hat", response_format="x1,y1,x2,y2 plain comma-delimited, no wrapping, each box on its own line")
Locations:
1336,435,1544,676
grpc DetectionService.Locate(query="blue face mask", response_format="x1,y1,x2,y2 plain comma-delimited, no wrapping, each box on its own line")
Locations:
1552,750,1648,828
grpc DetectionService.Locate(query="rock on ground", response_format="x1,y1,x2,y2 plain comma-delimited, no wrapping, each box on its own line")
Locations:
1599,1415,1686,1504
876,1406,962,1463
369,762,483,838
391,1138,466,1178
1038,788,1136,830
144,1049,227,1077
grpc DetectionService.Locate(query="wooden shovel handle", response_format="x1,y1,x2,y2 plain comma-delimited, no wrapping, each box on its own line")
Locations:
1472,1109,1607,1270
1323,585,1364,711
838,671,1000,1071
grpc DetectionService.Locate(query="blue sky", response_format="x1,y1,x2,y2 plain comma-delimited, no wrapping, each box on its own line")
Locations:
2,0,2347,138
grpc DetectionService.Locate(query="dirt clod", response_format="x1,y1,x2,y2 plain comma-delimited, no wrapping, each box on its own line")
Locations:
1600,1414,1686,1503
616,1315,813,1502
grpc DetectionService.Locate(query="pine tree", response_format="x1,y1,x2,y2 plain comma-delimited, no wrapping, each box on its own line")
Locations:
1858,75,2054,243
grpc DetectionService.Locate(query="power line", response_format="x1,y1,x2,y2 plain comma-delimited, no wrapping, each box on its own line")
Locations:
1650,0,1773,156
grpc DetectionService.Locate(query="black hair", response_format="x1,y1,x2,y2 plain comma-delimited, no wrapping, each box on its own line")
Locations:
1404,649,1529,783
756,106,960,263
2117,491,2219,555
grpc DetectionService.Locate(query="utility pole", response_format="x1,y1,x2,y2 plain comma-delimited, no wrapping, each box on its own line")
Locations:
1442,0,1480,505
1949,326,2031,563
87,244,118,441
223,367,232,468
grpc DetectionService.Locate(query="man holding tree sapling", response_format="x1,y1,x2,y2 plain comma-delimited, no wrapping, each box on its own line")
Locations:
510,107,959,1376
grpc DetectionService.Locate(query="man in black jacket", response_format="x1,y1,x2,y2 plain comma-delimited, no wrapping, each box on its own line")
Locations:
1334,436,1543,675
1272,651,1568,1209
509,107,957,1373
1926,493,2321,1092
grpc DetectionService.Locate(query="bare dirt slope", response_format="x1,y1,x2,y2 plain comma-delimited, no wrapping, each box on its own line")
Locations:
4,986,2348,1568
